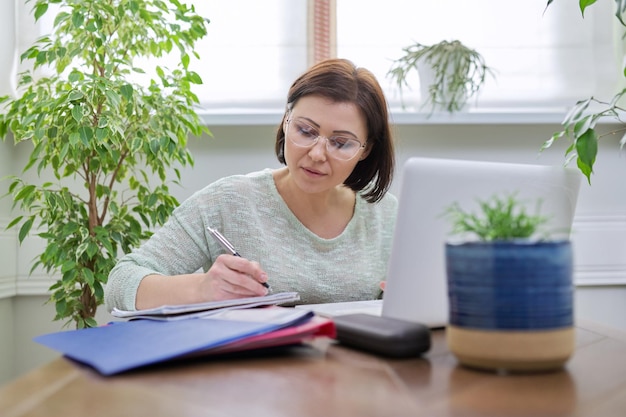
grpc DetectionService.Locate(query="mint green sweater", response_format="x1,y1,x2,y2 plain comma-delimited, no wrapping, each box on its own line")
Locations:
105,169,398,312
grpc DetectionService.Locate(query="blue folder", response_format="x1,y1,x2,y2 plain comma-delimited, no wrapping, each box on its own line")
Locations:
34,314,308,376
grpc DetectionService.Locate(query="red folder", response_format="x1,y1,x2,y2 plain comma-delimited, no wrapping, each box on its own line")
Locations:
205,315,336,355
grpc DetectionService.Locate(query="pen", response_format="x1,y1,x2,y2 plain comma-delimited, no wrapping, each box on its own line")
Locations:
207,226,271,289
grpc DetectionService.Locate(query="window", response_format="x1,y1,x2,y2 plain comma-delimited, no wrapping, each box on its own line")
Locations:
190,0,308,110
8,0,309,111
337,0,620,110
7,0,621,114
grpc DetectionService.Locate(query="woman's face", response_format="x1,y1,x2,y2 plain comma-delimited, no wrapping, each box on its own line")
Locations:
283,95,369,196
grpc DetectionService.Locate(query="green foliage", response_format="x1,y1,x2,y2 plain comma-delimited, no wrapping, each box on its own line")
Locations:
443,194,550,241
387,40,493,113
542,0,626,184
0,0,210,328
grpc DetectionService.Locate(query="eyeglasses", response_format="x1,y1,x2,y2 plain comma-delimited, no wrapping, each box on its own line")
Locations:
286,117,366,161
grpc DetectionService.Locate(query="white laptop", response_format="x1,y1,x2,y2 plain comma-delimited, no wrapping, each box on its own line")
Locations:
298,157,582,328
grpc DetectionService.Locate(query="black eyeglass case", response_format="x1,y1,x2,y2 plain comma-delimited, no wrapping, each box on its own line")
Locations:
332,313,431,358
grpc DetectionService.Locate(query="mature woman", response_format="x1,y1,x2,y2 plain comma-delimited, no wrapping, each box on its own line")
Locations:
105,58,397,312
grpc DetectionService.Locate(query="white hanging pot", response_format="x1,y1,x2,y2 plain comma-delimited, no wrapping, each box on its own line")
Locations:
417,57,470,113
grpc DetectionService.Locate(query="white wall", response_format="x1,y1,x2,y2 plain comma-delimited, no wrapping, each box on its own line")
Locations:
1,121,625,386
0,298,14,384
0,138,15,386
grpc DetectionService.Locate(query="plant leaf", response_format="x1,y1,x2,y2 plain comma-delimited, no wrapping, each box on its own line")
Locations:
71,105,83,122
18,218,33,242
34,3,48,21
575,129,598,168
575,128,598,184
120,84,133,100
580,0,599,17
6,216,24,230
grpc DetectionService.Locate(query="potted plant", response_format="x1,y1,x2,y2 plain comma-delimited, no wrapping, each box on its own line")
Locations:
0,0,210,328
387,39,494,114
541,0,626,184
443,194,575,372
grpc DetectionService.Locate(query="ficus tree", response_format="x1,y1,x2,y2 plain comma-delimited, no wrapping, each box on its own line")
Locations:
0,0,210,328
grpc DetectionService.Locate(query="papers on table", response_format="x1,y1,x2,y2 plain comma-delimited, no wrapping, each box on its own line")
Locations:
34,306,335,376
111,292,301,321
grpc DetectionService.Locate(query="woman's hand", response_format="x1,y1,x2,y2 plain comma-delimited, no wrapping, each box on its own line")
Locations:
377,281,386,299
135,255,269,310
199,254,269,301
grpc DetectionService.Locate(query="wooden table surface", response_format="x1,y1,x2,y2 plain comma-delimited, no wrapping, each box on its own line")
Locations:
1,319,626,417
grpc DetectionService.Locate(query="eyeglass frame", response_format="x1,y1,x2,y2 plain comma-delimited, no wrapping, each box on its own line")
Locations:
284,116,367,161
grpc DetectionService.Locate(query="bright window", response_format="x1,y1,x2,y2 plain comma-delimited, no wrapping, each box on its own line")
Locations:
337,0,620,110
10,0,621,113
189,0,308,110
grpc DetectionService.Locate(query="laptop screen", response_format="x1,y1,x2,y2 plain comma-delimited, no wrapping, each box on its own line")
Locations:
382,157,582,327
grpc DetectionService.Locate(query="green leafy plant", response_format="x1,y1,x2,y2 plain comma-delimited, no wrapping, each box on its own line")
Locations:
443,194,549,241
541,0,626,184
0,0,210,328
387,40,493,113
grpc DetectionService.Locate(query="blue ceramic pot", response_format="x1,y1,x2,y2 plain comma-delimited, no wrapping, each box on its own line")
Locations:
445,240,573,331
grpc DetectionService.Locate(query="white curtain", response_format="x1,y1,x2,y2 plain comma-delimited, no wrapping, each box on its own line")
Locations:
0,1,16,97
8,0,621,112
337,0,620,110
191,0,308,110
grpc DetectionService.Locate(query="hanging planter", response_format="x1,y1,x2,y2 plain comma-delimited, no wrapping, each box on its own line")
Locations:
387,40,493,114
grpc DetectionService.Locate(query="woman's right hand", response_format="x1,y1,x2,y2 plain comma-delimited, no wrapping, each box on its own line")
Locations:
199,254,269,301
135,255,269,310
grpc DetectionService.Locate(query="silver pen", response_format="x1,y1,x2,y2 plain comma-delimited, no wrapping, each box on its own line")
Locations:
207,226,271,289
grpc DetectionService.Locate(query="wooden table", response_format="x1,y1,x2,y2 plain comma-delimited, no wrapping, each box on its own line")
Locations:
1,319,626,417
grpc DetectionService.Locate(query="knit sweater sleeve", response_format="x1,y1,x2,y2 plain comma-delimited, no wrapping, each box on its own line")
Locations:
104,182,219,312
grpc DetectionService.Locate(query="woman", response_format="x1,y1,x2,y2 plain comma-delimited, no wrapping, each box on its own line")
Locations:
105,58,397,312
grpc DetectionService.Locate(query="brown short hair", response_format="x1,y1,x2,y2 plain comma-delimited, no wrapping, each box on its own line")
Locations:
275,59,395,203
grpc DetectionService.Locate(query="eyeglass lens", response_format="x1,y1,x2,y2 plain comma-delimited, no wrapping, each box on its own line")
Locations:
287,119,364,160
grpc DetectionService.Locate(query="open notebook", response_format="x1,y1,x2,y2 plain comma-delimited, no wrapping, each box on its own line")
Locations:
298,157,582,328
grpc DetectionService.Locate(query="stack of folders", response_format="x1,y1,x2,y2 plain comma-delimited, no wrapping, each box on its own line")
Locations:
34,292,335,376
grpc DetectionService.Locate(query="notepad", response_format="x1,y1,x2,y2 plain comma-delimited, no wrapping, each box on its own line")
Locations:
111,291,300,321
295,299,383,318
